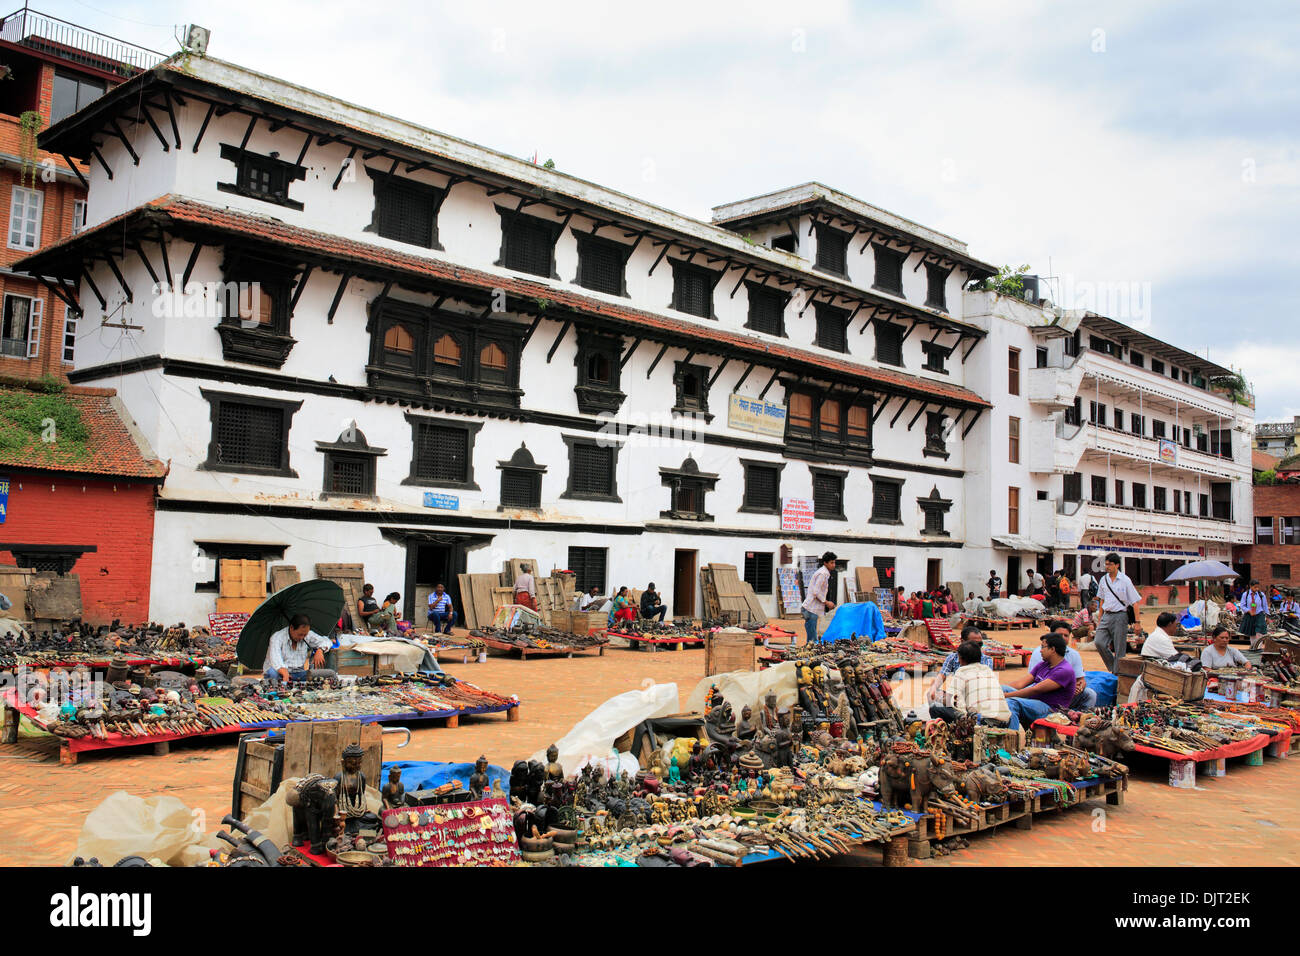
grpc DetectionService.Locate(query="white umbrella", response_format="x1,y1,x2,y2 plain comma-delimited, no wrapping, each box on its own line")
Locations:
1162,560,1238,584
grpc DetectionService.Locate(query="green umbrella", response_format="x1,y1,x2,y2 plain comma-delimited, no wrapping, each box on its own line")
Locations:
237,579,345,668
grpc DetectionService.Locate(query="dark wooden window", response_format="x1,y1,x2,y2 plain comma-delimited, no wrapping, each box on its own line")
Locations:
1211,429,1233,460
770,233,796,253
924,263,949,311
1199,493,1209,517
371,170,444,248
218,144,305,210
1063,472,1082,502
918,487,952,536
497,207,560,277
847,405,869,445
814,223,850,275
922,341,949,373
1154,486,1167,510
1132,483,1147,509
872,244,906,295
1089,401,1106,424
1129,350,1144,368
563,437,620,501
1036,347,1049,368
1113,408,1124,430
1114,479,1125,506
318,426,385,499
875,322,904,366
785,390,872,462
670,261,718,318
498,443,545,510
745,282,786,336
568,547,607,593
741,460,782,513
788,393,813,432
201,389,300,477
814,302,848,352
1131,413,1145,436
673,362,711,419
744,551,774,594
574,333,625,414
1008,487,1020,534
811,468,846,520
660,456,718,521
409,420,481,488
1091,475,1107,503
216,257,298,368
1008,347,1021,395
1008,416,1020,463
576,233,631,296
924,506,945,534
870,477,903,524
924,412,948,457
1272,564,1291,580
1151,359,1165,375
1152,419,1166,439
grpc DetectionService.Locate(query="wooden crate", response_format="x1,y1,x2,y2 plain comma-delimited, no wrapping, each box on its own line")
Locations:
232,737,281,818
282,719,383,787
333,648,376,677
706,631,757,675
557,609,608,635
1141,660,1207,700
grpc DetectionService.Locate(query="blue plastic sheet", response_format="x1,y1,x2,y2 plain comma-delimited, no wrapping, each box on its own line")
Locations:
819,602,886,643
380,760,511,795
1085,670,1117,708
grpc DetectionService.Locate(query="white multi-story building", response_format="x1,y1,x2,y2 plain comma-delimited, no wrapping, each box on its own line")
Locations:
22,56,1002,623
964,293,1253,597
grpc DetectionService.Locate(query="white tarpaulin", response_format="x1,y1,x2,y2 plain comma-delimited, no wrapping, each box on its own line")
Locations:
531,682,680,777
683,661,798,714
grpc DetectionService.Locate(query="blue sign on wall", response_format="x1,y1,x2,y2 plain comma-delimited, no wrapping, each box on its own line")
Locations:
0,476,8,524
423,492,459,511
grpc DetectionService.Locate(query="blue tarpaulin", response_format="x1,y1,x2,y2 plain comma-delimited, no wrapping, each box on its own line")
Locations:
381,760,511,795
818,602,886,643
1085,670,1117,708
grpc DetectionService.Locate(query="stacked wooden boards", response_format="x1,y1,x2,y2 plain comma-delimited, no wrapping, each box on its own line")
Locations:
316,563,364,626
700,564,767,625
457,561,578,629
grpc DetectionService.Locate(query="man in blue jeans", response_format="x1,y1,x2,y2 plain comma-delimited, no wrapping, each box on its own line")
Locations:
1002,632,1076,730
427,583,457,634
801,551,837,644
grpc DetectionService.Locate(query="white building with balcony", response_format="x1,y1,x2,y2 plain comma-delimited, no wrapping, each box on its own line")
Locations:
964,295,1253,598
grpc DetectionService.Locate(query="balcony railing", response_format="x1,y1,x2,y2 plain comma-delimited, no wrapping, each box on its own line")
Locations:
0,7,165,72
1256,421,1298,438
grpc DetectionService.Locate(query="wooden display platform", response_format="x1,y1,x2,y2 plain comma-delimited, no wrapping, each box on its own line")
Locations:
478,635,605,659
1,689,518,765
907,776,1126,859
738,817,917,867
969,617,1035,631
609,630,705,652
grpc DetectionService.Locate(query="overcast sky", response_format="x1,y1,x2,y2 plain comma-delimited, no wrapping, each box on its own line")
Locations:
55,0,1299,419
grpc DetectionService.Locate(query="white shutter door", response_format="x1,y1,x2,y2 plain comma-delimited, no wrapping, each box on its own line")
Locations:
26,296,42,358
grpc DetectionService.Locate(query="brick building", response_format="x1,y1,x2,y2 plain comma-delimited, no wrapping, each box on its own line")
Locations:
1232,481,1300,589
0,377,165,623
0,8,161,380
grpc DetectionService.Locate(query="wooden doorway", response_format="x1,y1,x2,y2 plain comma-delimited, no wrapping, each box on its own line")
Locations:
926,558,941,593
1006,556,1021,596
673,550,697,617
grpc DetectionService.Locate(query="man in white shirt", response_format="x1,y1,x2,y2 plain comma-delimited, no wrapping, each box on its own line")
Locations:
264,614,333,683
801,551,837,644
1078,570,1095,601
1094,552,1141,673
1140,612,1181,661
578,586,604,611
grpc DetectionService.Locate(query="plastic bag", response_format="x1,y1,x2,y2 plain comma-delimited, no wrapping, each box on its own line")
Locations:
69,791,208,866
683,661,797,714
531,682,679,772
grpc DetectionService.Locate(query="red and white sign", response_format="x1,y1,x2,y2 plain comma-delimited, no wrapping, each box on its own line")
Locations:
781,497,814,533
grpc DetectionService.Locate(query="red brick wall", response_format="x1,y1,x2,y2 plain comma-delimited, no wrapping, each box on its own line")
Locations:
0,473,156,623
1231,484,1300,587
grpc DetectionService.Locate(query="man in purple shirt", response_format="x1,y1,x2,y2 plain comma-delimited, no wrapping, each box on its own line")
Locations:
1002,632,1077,730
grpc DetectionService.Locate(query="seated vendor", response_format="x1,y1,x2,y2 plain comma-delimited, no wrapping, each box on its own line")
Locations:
1002,632,1076,730
608,586,637,625
1071,598,1099,645
1279,595,1300,618
264,613,333,683
427,583,456,634
927,625,992,703
356,583,381,629
1028,620,1097,709
578,585,605,611
365,592,401,635
1141,612,1185,662
932,640,1011,725
640,583,668,622
1200,625,1251,670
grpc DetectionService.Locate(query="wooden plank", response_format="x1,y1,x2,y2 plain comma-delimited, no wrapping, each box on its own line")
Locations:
310,721,342,778
359,721,383,786
739,581,766,624
457,573,477,629
269,565,300,592
215,596,264,614
283,721,314,779
855,566,880,594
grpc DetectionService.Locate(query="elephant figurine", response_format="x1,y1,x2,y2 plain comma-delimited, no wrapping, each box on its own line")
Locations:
963,763,1007,804
928,755,960,800
878,750,933,810
1076,716,1135,762
286,774,338,855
